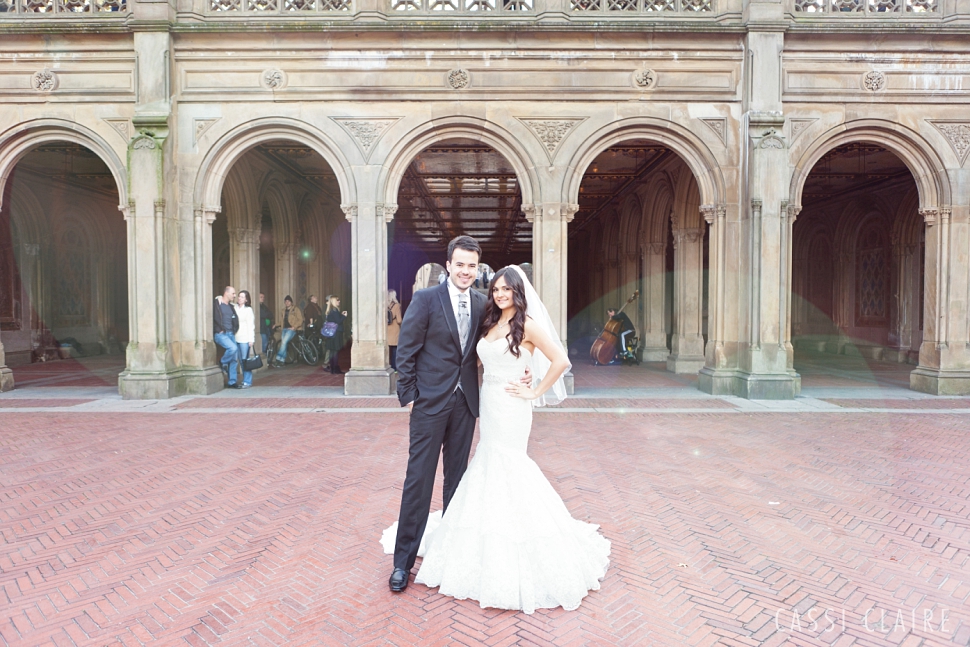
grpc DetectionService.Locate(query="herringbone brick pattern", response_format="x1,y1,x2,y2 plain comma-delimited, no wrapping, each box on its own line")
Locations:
1,411,967,646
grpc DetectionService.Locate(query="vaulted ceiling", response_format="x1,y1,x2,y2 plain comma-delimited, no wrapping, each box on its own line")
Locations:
802,143,914,207
394,139,528,259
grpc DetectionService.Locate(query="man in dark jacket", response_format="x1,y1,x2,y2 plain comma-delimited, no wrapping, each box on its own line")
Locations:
214,285,240,388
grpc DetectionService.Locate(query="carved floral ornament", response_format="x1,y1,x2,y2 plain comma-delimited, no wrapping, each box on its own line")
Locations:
377,204,398,223
341,204,358,221
131,134,157,150
758,128,786,150
31,70,58,92
332,118,400,161
262,69,287,90
919,207,950,226
447,69,470,90
863,71,885,92
518,118,586,162
633,69,657,90
928,121,970,167
700,204,726,224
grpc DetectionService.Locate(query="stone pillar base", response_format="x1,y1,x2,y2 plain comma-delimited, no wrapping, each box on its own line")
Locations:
697,368,801,400
0,366,13,392
119,370,185,400
666,355,706,374
181,366,226,396
641,347,670,362
344,368,397,395
910,367,970,395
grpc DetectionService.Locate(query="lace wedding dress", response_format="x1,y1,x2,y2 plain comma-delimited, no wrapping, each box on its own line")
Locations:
381,335,610,614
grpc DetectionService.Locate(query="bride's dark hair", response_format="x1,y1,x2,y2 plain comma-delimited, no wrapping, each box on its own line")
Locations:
483,266,529,358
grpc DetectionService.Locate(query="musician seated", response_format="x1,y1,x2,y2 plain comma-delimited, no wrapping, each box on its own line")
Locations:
606,308,636,355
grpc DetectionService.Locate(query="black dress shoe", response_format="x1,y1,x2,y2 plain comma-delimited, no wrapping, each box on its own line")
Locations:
388,568,409,592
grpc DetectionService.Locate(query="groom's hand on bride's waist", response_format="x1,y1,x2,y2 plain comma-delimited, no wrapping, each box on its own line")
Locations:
406,401,414,413
521,366,532,386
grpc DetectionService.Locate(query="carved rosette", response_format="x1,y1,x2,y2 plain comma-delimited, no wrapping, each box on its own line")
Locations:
31,70,58,92
928,121,970,167
862,71,886,92
447,69,470,90
633,69,657,90
262,69,287,90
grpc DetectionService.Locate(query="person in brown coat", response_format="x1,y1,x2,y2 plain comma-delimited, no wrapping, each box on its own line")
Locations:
387,289,403,371
272,295,303,367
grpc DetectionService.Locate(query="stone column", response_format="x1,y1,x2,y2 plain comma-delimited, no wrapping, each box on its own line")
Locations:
667,228,706,373
343,202,395,395
116,134,181,398
527,202,576,394
640,242,669,361
911,207,970,394
888,240,915,363
180,205,224,395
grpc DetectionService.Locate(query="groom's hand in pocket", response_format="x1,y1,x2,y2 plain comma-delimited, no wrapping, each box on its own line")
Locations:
407,401,414,413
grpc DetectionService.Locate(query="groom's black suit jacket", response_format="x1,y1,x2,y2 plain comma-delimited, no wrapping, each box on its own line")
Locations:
396,281,487,417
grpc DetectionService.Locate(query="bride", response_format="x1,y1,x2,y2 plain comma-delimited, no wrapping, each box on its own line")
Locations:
381,264,610,614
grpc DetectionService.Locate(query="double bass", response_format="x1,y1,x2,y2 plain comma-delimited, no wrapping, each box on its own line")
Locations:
589,291,639,366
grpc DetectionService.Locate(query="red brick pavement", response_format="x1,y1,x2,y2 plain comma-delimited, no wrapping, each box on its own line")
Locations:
0,400,94,408
9,357,120,387
1,411,967,646
822,399,970,410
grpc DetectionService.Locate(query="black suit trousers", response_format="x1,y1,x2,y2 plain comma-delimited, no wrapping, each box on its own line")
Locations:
393,387,476,572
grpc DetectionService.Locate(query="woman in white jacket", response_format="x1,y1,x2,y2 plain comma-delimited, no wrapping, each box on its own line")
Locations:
234,290,256,388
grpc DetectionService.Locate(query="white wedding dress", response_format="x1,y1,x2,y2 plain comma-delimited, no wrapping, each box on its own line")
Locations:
381,335,611,614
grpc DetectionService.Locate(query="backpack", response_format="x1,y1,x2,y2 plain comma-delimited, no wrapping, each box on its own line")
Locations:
387,306,395,326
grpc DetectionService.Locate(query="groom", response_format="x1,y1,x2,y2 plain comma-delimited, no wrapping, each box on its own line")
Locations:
389,236,527,592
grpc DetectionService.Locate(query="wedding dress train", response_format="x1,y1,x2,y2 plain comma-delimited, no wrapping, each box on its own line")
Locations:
381,335,610,614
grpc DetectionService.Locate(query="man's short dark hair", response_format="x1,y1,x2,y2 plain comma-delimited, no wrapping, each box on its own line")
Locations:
447,235,482,263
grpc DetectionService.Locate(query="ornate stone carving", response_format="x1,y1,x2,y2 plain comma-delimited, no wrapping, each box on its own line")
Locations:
447,69,470,90
262,69,287,90
633,69,657,89
863,71,885,92
757,128,786,149
341,204,358,221
102,118,131,143
23,244,40,256
786,203,802,221
520,204,537,223
789,118,817,143
563,203,579,222
377,204,398,223
131,134,156,150
230,228,260,245
700,118,726,144
517,118,586,162
919,208,938,225
928,121,970,166
700,204,723,224
332,118,400,161
31,70,57,92
645,242,666,255
193,118,221,145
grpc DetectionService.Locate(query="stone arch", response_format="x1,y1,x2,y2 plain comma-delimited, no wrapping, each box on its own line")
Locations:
377,116,539,208
641,173,674,245
0,118,128,210
619,195,642,257
563,117,726,210
789,119,950,211
221,157,261,231
258,172,299,249
194,117,356,211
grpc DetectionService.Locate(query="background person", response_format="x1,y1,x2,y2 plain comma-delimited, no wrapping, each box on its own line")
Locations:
606,307,636,358
259,293,272,354
387,290,403,371
324,295,348,374
213,285,240,388
304,295,322,336
234,290,256,388
273,295,303,368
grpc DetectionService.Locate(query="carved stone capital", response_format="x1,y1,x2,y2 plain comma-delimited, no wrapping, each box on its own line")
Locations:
341,204,358,222
521,204,537,223
194,205,221,225
786,203,802,221
645,242,666,255
230,228,260,245
920,208,939,226
23,244,40,257
377,204,398,223
563,203,580,222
